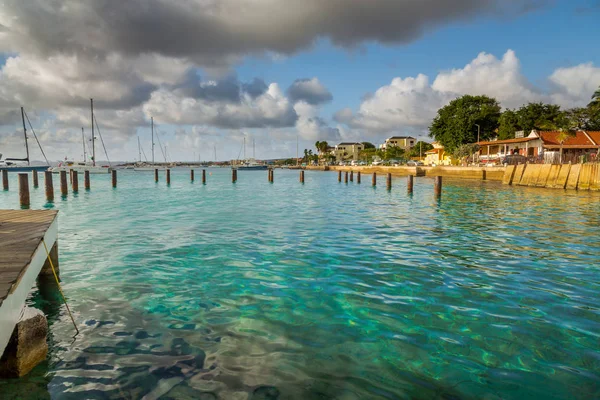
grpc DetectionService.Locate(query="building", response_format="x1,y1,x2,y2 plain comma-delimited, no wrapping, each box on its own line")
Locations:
477,130,600,164
331,142,364,161
424,142,453,166
380,136,416,150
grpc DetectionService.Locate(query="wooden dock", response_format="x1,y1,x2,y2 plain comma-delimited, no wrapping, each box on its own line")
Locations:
0,210,58,361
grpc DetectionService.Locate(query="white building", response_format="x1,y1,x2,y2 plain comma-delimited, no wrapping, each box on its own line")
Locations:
380,136,416,150
332,142,364,161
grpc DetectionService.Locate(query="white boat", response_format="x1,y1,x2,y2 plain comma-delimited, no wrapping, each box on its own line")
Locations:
232,138,268,170
0,107,50,172
49,161,111,174
134,117,167,171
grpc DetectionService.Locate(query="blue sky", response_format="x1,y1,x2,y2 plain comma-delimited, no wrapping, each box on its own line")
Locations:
0,0,598,162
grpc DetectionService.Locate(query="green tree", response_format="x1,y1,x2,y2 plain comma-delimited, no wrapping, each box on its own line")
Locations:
516,102,562,133
408,141,433,158
538,111,579,163
498,109,520,140
361,142,376,149
429,95,501,153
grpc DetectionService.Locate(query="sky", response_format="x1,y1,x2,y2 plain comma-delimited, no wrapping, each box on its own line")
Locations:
0,0,598,163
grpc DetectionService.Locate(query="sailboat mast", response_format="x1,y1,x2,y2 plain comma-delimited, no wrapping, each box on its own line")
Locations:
151,117,155,165
138,136,142,162
91,98,96,166
243,137,246,159
253,139,255,159
82,127,86,162
21,107,30,166
214,145,216,161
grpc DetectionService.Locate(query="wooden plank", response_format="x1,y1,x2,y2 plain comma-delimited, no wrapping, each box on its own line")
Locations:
517,164,535,186
502,165,516,185
535,164,553,187
513,164,526,185
590,164,600,191
527,164,543,187
566,164,582,190
545,165,561,188
552,164,571,189
0,210,58,303
578,164,593,191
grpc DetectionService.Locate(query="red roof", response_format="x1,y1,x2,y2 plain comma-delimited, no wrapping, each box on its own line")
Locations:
584,131,600,146
539,131,597,147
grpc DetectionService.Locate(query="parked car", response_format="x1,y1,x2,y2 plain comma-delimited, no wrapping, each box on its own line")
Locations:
502,155,527,166
372,160,384,166
406,160,424,166
350,160,358,166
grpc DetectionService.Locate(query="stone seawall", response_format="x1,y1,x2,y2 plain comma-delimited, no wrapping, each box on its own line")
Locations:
504,163,600,190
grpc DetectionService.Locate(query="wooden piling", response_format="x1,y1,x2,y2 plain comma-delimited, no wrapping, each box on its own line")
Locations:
386,173,392,190
407,175,414,194
202,169,206,184
190,169,194,182
166,169,170,185
72,171,78,193
338,171,341,182
44,171,54,202
32,170,39,188
154,168,159,183
18,173,29,207
270,169,273,183
84,170,90,190
69,169,73,185
372,172,376,187
232,168,236,183
60,170,68,196
2,170,8,190
357,171,361,184
434,176,442,198
112,169,117,188
300,170,305,183
344,171,348,184
350,171,354,182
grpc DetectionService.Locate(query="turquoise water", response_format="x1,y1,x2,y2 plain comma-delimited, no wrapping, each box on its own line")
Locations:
0,169,599,399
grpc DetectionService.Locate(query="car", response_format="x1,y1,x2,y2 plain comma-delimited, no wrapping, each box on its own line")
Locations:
502,155,527,166
406,160,424,166
372,160,384,166
350,160,358,166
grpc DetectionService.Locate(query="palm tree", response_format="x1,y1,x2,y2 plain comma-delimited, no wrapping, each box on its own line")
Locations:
540,112,578,163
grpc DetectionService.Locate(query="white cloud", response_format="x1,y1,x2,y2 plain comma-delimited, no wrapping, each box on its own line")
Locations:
549,63,600,107
336,50,600,134
143,83,297,129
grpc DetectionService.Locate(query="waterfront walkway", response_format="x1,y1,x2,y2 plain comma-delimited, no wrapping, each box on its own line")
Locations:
0,210,58,358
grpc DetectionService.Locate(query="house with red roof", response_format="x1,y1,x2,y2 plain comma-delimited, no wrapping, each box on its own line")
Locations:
477,130,600,164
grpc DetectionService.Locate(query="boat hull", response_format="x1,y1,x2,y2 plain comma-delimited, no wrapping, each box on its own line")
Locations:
236,165,269,171
134,167,167,171
49,166,111,174
0,165,50,173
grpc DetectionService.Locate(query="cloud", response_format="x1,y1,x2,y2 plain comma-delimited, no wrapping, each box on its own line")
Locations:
548,63,600,107
143,83,297,129
294,101,341,141
287,78,333,105
0,1,546,67
336,50,600,134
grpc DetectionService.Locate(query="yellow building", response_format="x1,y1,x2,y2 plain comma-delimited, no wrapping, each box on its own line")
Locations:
424,142,453,166
380,136,416,150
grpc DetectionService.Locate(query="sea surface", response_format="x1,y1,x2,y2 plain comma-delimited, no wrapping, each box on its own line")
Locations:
0,168,598,400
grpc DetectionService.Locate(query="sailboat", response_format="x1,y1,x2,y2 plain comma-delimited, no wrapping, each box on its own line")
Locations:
0,107,50,172
135,117,166,171
49,99,112,174
235,138,268,170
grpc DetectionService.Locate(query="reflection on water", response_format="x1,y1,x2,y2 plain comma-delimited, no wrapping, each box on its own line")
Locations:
0,170,599,399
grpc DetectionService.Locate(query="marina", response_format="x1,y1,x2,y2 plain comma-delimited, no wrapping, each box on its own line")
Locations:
0,169,598,399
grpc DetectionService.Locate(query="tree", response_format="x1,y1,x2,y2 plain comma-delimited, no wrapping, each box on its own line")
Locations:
429,95,501,153
452,144,480,164
498,109,520,140
408,141,433,158
303,149,309,162
362,142,375,149
516,102,562,134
